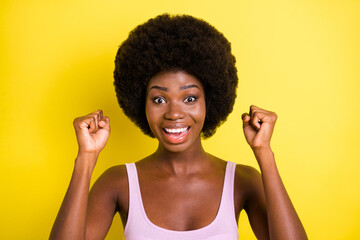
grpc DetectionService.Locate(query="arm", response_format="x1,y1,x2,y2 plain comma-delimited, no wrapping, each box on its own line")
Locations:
241,105,307,240
49,110,113,240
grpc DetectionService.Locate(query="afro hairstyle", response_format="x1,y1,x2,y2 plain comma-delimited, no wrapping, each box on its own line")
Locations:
113,14,238,138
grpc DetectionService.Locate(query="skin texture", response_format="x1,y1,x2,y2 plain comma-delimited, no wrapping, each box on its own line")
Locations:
49,71,307,240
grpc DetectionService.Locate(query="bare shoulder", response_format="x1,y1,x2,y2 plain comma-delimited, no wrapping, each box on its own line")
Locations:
90,165,129,215
235,164,261,183
233,164,264,215
92,165,128,191
235,163,264,197
85,165,130,236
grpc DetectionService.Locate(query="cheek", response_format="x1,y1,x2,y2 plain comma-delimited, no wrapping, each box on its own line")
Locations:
191,101,206,124
145,102,163,131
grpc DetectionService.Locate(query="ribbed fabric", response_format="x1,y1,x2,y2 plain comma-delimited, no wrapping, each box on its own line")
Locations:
124,161,239,240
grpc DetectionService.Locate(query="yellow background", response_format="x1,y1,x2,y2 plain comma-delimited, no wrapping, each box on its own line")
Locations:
1,0,359,239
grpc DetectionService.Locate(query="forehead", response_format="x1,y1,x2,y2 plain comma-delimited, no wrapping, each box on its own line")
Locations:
147,71,203,90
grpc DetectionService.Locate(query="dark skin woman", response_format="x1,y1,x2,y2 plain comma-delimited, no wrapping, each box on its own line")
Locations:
50,14,307,240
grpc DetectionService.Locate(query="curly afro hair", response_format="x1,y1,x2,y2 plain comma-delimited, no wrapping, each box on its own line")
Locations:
114,14,238,138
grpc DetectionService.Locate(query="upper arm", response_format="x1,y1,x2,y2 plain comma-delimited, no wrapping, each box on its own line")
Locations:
237,165,270,240
85,165,128,240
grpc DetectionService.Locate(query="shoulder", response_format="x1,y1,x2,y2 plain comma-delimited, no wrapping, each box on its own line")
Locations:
93,164,128,190
86,165,131,230
234,163,261,186
234,164,269,238
233,163,264,209
90,165,129,209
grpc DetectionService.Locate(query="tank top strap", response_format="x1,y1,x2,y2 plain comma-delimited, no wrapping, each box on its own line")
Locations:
214,161,238,227
125,163,140,207
124,163,148,234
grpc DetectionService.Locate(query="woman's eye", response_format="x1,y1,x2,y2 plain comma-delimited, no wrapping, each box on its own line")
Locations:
184,96,197,103
153,97,166,104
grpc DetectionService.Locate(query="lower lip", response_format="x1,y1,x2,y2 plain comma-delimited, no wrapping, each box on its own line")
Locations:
163,127,190,144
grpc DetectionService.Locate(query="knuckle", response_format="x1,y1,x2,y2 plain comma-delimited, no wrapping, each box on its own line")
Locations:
73,117,80,125
95,109,102,116
271,112,278,119
251,117,258,124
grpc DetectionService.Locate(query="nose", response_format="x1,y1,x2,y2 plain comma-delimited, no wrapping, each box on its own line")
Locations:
164,101,186,120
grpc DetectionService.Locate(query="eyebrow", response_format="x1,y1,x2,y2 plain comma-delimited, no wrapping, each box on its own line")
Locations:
149,84,199,92
149,86,168,91
180,84,199,90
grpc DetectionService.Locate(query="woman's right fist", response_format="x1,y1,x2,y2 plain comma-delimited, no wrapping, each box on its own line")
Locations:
73,110,110,157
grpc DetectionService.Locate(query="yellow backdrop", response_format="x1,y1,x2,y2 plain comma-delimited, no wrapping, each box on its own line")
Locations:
1,0,359,239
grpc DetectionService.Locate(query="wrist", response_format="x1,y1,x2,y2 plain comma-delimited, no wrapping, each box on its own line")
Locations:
252,145,273,155
75,153,98,176
252,147,275,169
77,147,100,157
77,151,99,159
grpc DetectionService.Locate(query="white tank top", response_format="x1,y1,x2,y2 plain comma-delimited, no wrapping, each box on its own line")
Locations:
124,161,239,240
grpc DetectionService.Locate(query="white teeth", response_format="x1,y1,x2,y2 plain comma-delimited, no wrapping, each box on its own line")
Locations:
164,127,188,133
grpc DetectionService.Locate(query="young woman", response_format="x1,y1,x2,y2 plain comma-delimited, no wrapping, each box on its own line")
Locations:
50,14,307,240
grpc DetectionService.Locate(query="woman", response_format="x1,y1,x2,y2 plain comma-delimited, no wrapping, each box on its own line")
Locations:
50,14,307,239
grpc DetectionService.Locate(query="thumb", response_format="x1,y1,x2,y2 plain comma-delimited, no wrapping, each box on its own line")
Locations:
98,116,110,131
241,113,251,128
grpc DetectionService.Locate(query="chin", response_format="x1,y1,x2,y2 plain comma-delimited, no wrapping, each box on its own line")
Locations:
156,134,199,153
161,143,193,153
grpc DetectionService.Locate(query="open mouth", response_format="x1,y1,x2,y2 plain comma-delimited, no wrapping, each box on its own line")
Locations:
162,127,190,143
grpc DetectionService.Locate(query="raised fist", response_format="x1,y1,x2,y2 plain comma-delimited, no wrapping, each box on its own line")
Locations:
241,105,277,150
73,109,110,157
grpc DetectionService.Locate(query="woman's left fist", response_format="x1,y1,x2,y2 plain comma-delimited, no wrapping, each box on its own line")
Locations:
241,105,277,150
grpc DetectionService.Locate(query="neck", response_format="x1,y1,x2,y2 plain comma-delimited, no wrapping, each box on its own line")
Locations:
153,140,210,175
